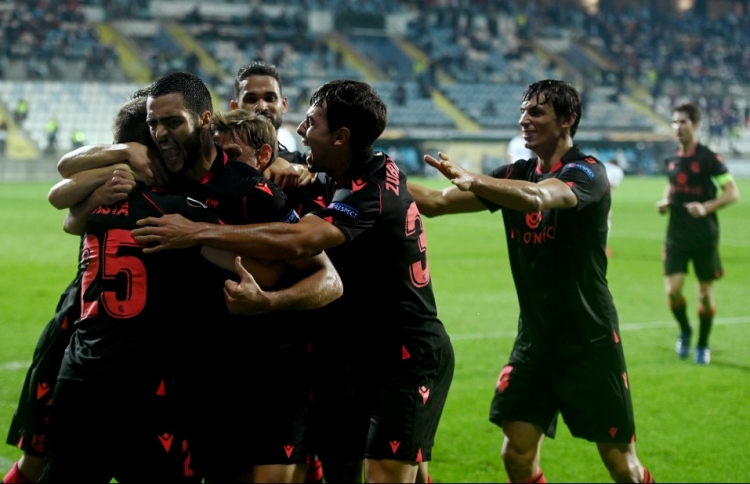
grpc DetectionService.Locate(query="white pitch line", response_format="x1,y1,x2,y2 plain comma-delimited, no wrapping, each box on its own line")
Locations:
0,455,15,470
449,315,750,341
616,231,750,248
0,361,30,371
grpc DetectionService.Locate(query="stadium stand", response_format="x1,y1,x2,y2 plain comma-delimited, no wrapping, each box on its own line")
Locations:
1,0,749,173
0,80,144,153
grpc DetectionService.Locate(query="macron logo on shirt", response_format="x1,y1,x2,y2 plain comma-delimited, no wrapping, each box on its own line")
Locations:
352,179,366,192
255,182,273,196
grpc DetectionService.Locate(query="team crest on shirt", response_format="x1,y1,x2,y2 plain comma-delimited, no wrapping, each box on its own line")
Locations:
525,211,542,229
510,210,556,245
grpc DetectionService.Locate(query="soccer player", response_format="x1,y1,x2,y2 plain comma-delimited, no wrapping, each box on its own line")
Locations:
2,89,151,484
131,79,455,484
229,63,325,481
40,95,226,483
29,72,342,483
231,61,314,188
656,102,740,365
3,265,80,484
189,107,330,483
407,80,654,483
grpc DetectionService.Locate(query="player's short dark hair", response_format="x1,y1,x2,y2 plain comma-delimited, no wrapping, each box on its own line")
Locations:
673,102,701,125
149,71,213,117
211,109,278,161
112,96,155,150
131,85,151,99
523,79,582,138
234,61,283,99
310,79,387,156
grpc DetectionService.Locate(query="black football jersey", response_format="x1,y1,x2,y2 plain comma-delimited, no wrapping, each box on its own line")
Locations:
484,146,618,357
663,143,729,248
306,149,450,360
60,186,221,382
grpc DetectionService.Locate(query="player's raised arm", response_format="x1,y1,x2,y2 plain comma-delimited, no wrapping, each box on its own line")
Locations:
423,151,576,213
60,169,137,235
57,142,167,186
49,163,135,210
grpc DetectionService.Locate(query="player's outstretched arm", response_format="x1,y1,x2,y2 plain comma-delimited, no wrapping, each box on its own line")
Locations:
133,213,347,260
424,151,576,212
407,180,485,217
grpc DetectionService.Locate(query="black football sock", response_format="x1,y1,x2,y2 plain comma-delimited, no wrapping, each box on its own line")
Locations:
670,296,691,334
697,305,716,348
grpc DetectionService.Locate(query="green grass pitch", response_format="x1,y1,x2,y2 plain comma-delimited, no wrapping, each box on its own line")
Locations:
1,176,749,482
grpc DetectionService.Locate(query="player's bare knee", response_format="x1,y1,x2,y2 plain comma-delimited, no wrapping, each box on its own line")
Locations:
501,443,537,474
697,285,713,305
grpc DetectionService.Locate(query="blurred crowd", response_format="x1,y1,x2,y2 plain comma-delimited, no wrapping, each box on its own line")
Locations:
1,0,749,147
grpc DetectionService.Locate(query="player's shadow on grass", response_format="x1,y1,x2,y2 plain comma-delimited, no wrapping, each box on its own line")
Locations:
707,359,750,372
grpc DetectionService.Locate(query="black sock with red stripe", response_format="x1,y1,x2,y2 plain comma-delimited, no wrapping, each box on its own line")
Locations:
697,305,716,347
670,296,691,334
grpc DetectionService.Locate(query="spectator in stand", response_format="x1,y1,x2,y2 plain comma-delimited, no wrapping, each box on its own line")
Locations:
70,129,85,150
0,120,8,158
394,83,407,106
408,79,654,484
45,118,59,155
230,61,314,189
13,99,29,127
